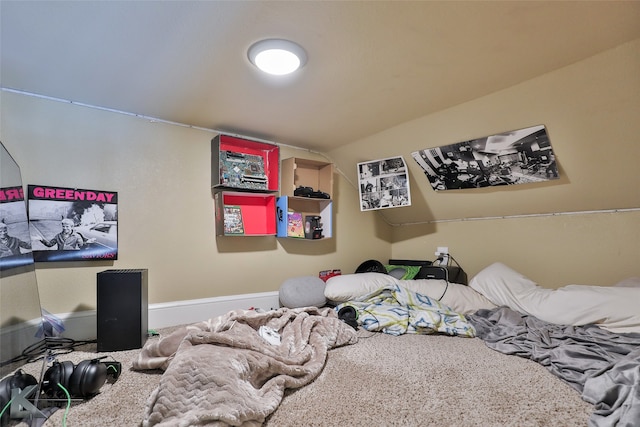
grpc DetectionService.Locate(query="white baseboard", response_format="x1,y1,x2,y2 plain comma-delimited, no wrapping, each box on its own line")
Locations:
55,291,281,341
147,291,281,329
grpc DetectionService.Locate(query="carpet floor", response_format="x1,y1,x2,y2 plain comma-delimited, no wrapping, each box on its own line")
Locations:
6,327,592,426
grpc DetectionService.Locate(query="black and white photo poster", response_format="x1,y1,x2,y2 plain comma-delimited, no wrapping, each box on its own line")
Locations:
0,186,33,270
28,185,118,262
411,124,559,191
358,156,411,211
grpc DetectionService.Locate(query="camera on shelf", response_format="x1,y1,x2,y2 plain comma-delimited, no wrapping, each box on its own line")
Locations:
304,215,323,239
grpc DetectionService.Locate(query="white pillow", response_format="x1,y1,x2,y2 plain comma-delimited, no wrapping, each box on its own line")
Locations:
395,279,496,314
438,282,498,315
324,273,398,302
324,273,496,315
469,262,640,333
470,262,538,296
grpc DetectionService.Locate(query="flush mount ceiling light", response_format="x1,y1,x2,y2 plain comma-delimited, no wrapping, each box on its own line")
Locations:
248,39,307,76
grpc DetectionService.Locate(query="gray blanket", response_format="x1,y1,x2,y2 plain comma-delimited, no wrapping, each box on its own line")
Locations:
468,307,640,427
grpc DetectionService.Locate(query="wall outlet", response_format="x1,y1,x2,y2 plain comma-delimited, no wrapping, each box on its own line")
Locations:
435,246,449,266
436,246,449,256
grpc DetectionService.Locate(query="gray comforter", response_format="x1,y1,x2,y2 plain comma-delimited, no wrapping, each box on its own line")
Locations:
468,307,640,427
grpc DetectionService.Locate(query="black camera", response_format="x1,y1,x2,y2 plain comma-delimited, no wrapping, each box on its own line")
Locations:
304,216,323,239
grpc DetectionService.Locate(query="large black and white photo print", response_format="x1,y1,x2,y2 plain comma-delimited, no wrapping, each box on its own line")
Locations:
411,125,559,191
358,156,411,211
28,185,118,262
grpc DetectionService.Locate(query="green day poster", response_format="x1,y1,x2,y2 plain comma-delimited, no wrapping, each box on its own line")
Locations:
0,186,34,271
28,185,118,262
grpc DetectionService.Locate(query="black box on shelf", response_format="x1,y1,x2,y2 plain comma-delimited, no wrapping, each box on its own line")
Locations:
417,266,467,285
387,259,467,284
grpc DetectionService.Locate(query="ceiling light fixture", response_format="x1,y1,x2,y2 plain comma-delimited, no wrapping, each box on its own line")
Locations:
248,39,307,76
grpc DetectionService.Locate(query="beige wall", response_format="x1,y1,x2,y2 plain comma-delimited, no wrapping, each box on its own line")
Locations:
329,39,640,288
1,39,638,317
328,38,640,222
1,92,392,315
391,210,640,288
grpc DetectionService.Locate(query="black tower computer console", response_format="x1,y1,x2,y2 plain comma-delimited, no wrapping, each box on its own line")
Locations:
96,269,148,352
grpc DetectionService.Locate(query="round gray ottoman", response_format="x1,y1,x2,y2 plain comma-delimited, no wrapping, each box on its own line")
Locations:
279,276,327,308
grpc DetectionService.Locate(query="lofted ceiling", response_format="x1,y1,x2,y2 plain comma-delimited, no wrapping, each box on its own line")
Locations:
2,1,640,153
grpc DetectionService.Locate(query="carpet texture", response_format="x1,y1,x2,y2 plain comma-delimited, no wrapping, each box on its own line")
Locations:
6,327,592,426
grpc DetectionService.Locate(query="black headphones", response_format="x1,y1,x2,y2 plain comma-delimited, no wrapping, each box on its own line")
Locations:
338,306,358,330
355,259,387,274
0,357,118,419
0,369,38,424
41,359,108,399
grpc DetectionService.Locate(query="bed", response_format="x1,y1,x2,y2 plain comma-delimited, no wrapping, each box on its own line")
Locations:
324,262,640,427
132,262,640,427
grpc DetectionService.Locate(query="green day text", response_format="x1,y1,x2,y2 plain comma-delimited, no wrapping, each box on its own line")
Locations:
30,186,116,203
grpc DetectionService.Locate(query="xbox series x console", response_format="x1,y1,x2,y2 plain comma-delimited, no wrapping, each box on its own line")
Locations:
97,269,148,352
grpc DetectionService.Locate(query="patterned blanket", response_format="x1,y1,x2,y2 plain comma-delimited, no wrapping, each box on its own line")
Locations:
133,307,357,426
336,284,476,337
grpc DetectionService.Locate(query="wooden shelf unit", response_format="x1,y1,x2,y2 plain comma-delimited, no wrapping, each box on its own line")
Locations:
212,134,279,236
281,157,334,198
214,191,277,236
276,196,332,239
278,157,334,240
211,134,279,192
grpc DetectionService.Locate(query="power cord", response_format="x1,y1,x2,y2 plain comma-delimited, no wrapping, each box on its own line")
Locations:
447,254,466,285
0,337,97,368
0,396,12,420
431,255,449,300
433,253,466,300
56,383,71,427
437,280,449,301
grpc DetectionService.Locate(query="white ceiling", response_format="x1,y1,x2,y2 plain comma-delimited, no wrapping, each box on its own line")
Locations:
3,1,640,153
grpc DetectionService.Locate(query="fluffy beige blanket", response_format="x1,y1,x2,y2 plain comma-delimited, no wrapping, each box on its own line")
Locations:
133,306,358,426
